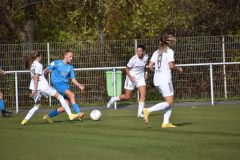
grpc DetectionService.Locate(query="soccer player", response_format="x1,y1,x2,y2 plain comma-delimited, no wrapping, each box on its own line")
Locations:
107,45,148,117
143,34,183,128
0,91,13,117
0,69,13,117
21,51,79,125
43,49,85,122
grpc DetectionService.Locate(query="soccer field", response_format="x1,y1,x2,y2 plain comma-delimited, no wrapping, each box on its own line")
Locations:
0,105,240,160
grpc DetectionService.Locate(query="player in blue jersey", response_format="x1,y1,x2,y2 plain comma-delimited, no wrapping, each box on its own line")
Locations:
43,49,85,122
0,69,13,117
21,51,79,125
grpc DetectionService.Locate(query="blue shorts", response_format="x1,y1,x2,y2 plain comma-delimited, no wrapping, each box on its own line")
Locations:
53,82,70,99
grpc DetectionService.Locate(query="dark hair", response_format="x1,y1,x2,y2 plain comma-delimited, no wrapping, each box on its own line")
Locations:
159,34,176,47
137,45,145,51
25,51,41,69
61,49,72,59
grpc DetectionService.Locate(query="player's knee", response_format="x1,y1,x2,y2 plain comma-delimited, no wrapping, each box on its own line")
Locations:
166,100,173,106
34,104,40,110
56,94,63,100
70,93,75,99
139,95,145,101
125,94,131,99
54,92,60,99
67,92,75,101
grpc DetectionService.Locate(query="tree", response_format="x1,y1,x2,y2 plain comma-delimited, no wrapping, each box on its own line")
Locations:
0,0,38,43
1,0,240,43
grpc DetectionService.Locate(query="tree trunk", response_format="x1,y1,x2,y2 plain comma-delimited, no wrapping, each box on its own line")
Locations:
22,0,36,43
98,7,104,45
0,0,36,43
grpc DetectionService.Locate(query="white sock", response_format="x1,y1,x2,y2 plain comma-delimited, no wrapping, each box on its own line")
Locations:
148,102,169,113
57,95,72,116
163,106,172,124
138,102,144,115
110,96,120,104
25,104,40,121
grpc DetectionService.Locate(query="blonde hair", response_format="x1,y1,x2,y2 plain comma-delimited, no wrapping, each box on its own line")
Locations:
160,34,176,47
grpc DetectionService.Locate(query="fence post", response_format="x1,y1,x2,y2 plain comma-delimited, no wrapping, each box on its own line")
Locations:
15,72,19,113
47,42,52,106
134,39,140,101
209,64,214,105
222,36,228,99
113,67,117,109
134,39,138,52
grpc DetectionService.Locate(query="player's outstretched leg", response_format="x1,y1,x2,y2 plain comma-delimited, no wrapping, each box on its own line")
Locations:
21,104,40,125
107,96,120,108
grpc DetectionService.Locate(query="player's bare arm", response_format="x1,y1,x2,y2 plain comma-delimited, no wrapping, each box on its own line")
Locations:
71,78,85,91
169,61,183,72
148,61,155,72
125,66,136,81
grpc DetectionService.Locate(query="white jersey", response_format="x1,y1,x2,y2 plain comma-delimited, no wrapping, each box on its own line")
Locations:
29,61,49,90
127,54,148,80
150,48,175,86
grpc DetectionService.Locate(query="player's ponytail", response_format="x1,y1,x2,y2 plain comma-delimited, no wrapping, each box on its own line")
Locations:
24,51,41,69
158,34,176,54
160,34,176,47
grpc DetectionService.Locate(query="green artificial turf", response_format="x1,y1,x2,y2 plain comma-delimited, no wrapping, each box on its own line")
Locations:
0,105,240,160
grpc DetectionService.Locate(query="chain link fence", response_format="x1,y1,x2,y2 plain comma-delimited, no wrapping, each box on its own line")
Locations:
0,35,240,111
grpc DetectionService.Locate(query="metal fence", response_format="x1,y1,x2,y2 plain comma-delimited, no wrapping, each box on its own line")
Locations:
0,35,240,112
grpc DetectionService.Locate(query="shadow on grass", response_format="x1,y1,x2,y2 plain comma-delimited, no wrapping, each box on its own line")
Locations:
174,122,193,126
29,118,91,125
52,118,92,123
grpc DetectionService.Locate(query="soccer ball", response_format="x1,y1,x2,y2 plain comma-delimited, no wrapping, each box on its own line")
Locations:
90,110,102,121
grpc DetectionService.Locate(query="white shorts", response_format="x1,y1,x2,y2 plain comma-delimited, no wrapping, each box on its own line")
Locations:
155,81,174,97
33,86,57,104
124,76,146,90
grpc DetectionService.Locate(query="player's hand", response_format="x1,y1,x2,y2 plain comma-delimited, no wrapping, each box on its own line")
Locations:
178,67,183,73
144,72,148,80
44,69,51,75
130,76,136,82
0,69,5,75
78,84,85,91
30,90,37,97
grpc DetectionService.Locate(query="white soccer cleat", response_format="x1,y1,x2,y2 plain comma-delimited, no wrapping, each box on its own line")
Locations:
137,113,144,118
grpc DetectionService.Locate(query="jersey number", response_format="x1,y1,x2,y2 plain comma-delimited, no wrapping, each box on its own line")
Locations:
157,53,163,69
31,69,36,75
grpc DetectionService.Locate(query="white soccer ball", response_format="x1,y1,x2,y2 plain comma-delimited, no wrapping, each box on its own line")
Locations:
90,110,102,121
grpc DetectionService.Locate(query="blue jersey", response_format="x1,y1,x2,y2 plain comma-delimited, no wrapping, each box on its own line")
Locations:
48,60,75,84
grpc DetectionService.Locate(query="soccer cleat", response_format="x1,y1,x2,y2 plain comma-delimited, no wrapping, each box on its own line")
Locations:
2,110,13,118
68,114,79,120
137,113,144,118
161,123,177,128
43,115,54,123
77,112,85,121
143,108,150,124
21,119,28,125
